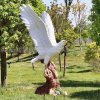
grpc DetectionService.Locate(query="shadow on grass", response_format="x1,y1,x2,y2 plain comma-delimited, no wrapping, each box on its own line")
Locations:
60,80,100,87
7,53,38,64
18,55,33,62
32,82,44,86
77,69,91,73
67,65,82,69
67,65,92,73
18,53,38,62
68,69,92,73
70,89,100,100
7,54,21,60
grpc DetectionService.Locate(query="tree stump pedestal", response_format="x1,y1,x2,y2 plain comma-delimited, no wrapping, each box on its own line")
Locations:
35,61,60,95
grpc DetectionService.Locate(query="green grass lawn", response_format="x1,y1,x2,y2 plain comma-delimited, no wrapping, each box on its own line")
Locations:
0,53,100,100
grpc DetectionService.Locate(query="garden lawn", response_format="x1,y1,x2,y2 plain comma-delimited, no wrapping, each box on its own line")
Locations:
0,53,100,100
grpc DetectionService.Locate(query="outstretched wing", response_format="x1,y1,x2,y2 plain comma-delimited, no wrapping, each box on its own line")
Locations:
41,12,57,46
20,4,53,54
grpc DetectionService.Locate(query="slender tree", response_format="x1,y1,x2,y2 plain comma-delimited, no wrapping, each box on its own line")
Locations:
65,0,73,18
71,0,87,51
63,0,73,77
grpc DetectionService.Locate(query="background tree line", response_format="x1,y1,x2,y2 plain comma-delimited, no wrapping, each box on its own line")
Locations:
0,0,100,69
0,0,90,53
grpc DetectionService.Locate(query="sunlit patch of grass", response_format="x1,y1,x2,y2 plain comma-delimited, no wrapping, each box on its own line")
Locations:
0,53,100,100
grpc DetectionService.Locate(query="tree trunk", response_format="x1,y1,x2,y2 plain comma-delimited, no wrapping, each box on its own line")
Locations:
1,50,7,87
65,0,73,18
35,61,60,95
59,54,62,71
17,47,20,62
63,46,67,77
64,0,73,77
79,35,82,51
78,0,82,52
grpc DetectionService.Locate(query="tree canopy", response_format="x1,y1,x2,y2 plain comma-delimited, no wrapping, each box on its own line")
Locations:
0,0,46,52
47,1,77,48
89,0,100,46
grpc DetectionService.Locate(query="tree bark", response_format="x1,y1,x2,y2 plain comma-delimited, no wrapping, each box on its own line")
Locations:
59,54,62,71
1,50,7,87
35,61,60,95
63,46,67,77
65,0,73,18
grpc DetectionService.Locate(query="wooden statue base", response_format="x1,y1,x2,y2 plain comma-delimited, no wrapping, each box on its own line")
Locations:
35,61,60,95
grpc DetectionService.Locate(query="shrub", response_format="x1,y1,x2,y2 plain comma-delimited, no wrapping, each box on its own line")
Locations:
85,42,100,71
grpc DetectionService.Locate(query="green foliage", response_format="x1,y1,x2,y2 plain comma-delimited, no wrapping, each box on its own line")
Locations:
47,1,77,48
47,2,68,34
71,1,87,31
58,29,77,48
0,0,26,49
71,1,87,51
85,42,100,70
30,0,46,14
81,29,90,45
0,0,46,51
89,0,100,46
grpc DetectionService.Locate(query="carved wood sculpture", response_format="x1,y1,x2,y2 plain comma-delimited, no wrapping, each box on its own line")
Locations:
35,61,60,95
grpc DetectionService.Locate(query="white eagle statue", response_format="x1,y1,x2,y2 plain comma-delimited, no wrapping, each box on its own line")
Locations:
20,4,66,65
